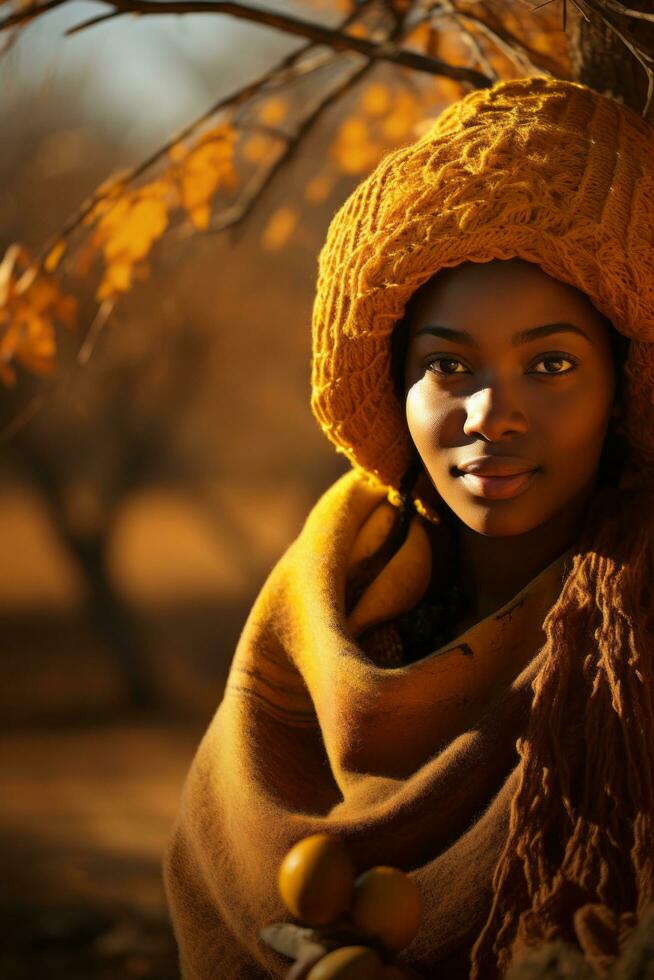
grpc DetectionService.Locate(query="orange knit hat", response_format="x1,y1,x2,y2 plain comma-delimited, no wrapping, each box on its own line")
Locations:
310,75,654,514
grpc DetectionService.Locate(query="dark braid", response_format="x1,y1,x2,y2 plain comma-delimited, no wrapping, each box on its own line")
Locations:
345,457,423,615
395,455,423,541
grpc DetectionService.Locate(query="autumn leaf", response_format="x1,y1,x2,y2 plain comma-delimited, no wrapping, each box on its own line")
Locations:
381,91,424,142
431,77,467,105
82,171,130,227
403,21,431,51
331,115,380,175
360,83,392,117
0,243,78,384
168,141,188,163
93,182,172,299
178,124,238,230
258,98,288,126
304,174,333,205
10,308,56,376
44,239,66,273
102,194,169,263
242,133,273,164
96,261,133,301
260,206,297,252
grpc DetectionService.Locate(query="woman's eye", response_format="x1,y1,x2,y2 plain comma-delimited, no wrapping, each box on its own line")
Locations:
425,353,577,377
426,357,468,376
531,354,577,375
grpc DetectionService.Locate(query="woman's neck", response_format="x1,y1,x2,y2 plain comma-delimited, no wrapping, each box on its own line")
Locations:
453,486,593,618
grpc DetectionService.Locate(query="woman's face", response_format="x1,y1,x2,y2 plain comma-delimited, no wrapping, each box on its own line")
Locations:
403,258,619,536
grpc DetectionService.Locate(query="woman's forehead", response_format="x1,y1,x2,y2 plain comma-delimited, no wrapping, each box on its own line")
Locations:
404,259,613,343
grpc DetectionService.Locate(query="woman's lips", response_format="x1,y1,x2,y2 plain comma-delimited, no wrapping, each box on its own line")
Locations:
457,468,539,500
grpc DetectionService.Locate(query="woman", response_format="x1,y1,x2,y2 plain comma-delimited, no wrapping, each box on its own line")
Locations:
163,75,654,979
381,254,629,662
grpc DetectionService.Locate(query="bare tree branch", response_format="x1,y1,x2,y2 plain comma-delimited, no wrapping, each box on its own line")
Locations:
189,6,430,241
441,1,563,77
35,0,379,265
434,1,499,80
582,0,654,115
596,0,654,24
0,0,66,26
202,59,377,241
0,0,492,88
530,0,590,24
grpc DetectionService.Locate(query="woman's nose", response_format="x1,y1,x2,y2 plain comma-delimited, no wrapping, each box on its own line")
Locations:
462,385,528,441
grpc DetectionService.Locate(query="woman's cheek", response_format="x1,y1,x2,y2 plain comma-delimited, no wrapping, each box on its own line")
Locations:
405,383,459,486
405,383,445,457
545,388,613,477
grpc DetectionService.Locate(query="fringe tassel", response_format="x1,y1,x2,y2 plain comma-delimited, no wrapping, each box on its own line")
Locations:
469,485,654,979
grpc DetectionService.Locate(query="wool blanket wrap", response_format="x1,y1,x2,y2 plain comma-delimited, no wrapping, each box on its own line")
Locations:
163,468,580,980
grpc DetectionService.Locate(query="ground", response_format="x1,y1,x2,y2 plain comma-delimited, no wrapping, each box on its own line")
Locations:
1,715,205,979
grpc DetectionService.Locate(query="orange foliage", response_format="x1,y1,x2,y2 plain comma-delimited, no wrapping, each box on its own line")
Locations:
328,84,434,178
242,133,274,164
92,182,172,301
346,23,369,39
90,123,237,299
176,124,238,230
331,115,380,175
44,240,66,274
0,121,241,380
258,98,288,127
304,175,333,205
0,245,77,384
261,206,298,252
0,0,573,384
360,83,392,117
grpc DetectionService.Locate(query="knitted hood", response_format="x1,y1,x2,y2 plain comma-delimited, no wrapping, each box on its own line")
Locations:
310,75,654,503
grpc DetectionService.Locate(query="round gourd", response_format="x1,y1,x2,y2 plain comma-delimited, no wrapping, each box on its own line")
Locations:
278,833,355,926
305,945,383,980
350,867,422,952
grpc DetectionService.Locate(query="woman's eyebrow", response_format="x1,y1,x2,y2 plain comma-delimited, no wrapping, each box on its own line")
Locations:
414,322,593,347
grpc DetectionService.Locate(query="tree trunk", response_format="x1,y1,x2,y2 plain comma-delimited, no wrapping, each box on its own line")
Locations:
567,2,654,123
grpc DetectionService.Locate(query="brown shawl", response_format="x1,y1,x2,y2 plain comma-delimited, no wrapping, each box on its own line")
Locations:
162,467,598,979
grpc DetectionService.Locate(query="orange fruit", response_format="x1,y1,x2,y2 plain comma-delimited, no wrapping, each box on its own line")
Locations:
306,945,383,980
278,833,355,926
350,867,422,951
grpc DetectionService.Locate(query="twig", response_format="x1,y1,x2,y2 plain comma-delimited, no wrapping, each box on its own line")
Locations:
65,9,121,32
34,12,359,265
207,7,421,241
0,0,68,30
77,298,115,365
596,0,654,24
530,0,591,22
0,0,491,91
212,62,376,240
583,0,654,117
29,0,488,272
437,0,498,80
0,393,45,443
457,1,563,77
